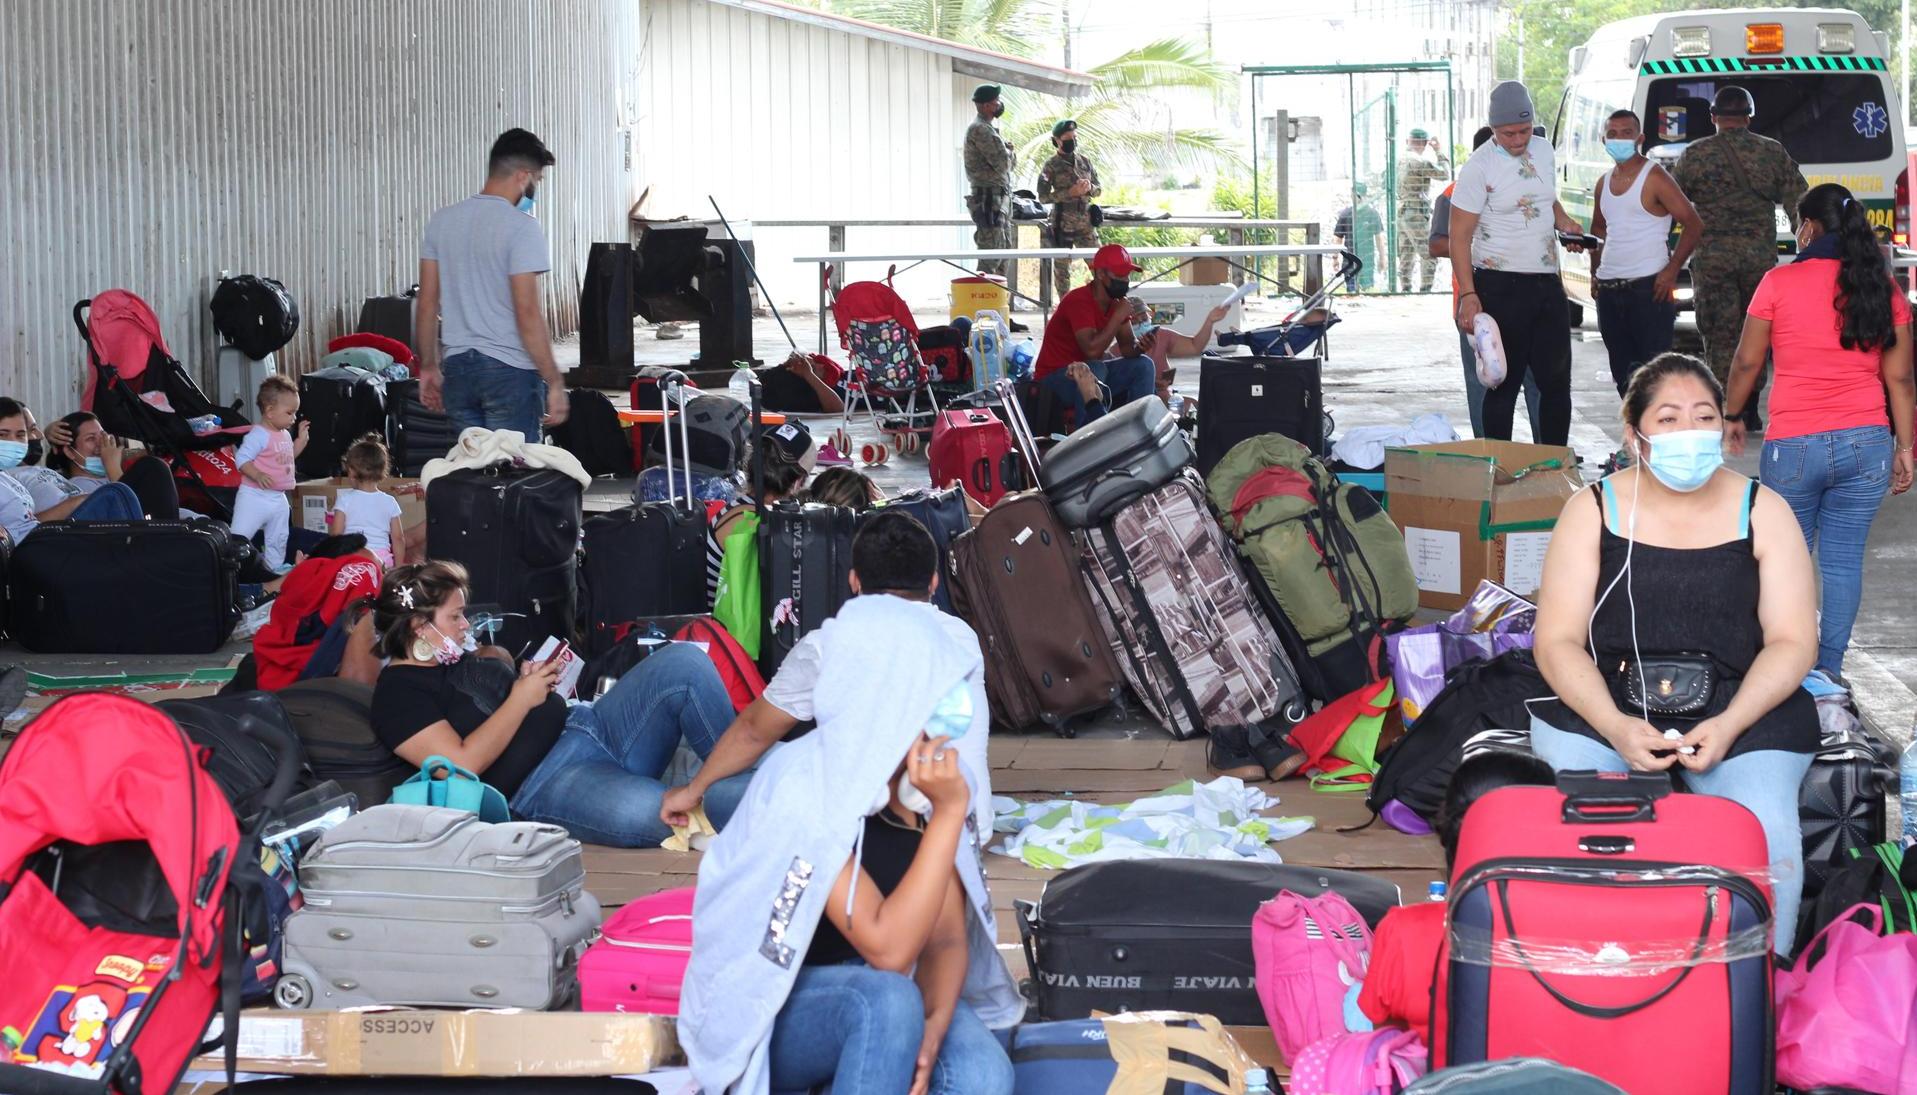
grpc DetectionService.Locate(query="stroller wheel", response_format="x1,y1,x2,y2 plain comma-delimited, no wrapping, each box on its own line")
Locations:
861,443,890,466
273,972,314,1010
830,428,852,454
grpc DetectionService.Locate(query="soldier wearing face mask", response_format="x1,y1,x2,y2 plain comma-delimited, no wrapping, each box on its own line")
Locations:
1030,245,1157,432
1036,119,1101,303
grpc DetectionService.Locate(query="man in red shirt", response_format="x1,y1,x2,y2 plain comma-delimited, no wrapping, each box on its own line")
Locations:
1033,244,1157,429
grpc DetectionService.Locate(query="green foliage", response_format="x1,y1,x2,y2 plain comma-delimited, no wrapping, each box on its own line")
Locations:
1209,175,1280,245
821,0,1061,57
1502,0,1915,130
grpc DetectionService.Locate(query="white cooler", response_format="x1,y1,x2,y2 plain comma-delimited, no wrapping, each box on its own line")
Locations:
1129,283,1244,350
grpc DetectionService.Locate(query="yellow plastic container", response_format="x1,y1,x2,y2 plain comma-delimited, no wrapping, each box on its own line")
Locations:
950,276,1009,322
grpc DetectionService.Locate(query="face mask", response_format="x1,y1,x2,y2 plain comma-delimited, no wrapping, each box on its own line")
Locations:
1107,277,1131,299
1603,138,1638,163
994,102,1006,119
1060,139,1077,156
24,439,41,466
516,194,536,215
1641,429,1723,492
0,440,29,469
82,456,107,476
428,624,476,665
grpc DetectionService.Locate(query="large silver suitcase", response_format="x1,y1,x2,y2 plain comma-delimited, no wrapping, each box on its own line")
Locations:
274,804,601,1010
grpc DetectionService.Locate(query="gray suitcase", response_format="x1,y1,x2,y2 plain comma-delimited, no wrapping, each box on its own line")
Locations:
1038,395,1193,529
275,805,601,1011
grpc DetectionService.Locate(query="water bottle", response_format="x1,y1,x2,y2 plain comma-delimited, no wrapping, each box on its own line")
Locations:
1428,880,1447,902
1901,726,1917,845
728,359,754,402
1245,1067,1275,1094
1167,389,1186,419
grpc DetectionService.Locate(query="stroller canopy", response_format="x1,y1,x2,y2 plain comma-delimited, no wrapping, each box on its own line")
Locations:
77,290,173,413
833,281,920,349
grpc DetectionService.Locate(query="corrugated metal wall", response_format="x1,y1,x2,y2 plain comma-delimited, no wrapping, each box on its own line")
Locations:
635,0,974,307
0,0,639,418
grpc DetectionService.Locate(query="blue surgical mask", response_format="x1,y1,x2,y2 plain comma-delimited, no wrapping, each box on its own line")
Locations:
1604,138,1638,163
1643,429,1723,492
927,681,975,743
82,456,107,476
0,440,29,469
516,195,536,215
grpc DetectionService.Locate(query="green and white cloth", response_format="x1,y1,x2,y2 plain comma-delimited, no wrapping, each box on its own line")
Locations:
990,777,1314,870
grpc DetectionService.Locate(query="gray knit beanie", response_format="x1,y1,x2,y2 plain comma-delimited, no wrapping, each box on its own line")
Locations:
1487,81,1534,127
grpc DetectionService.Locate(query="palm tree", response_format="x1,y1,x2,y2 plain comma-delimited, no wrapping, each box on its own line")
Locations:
814,0,1244,176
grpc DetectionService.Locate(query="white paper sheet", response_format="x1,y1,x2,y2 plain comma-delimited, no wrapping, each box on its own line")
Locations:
1403,526,1462,595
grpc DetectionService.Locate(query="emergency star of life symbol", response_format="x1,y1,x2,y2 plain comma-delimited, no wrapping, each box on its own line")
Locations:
1853,102,1888,139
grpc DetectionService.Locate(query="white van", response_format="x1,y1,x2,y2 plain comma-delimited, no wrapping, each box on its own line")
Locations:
1554,8,1910,315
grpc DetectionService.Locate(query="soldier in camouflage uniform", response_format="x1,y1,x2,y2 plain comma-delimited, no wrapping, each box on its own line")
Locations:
963,84,1015,282
1036,119,1101,303
1395,128,1448,292
1672,85,1807,431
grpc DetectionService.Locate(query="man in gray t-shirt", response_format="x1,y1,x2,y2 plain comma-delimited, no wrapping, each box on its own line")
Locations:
417,128,569,438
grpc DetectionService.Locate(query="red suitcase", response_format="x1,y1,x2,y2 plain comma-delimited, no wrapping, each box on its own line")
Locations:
1439,772,1774,1094
929,408,1020,508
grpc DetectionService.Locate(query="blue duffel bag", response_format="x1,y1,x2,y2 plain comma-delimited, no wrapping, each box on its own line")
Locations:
1003,1014,1255,1094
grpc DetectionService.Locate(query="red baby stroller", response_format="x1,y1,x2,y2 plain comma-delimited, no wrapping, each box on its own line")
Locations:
77,291,252,521
0,693,301,1094
829,280,942,459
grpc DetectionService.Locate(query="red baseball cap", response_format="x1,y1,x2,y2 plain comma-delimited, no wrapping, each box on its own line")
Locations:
1089,244,1144,275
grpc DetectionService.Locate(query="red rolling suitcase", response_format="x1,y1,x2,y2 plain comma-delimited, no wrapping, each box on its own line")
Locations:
1440,772,1774,1094
928,407,1021,508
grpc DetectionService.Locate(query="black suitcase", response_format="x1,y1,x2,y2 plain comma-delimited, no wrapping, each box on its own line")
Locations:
1196,354,1325,476
298,367,389,481
426,464,583,658
549,389,632,478
387,377,457,476
758,500,857,677
863,486,969,614
356,293,416,351
1800,721,1894,903
8,521,242,653
157,691,317,821
1015,859,1402,1024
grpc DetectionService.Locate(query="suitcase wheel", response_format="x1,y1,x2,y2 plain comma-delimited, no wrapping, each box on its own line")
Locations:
273,972,313,1010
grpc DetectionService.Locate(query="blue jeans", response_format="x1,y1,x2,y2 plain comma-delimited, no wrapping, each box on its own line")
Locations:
510,644,753,846
1759,424,1893,675
1458,329,1541,440
1530,719,1813,955
1040,354,1156,430
1594,275,1676,395
769,963,1012,1095
442,349,545,439
70,482,145,522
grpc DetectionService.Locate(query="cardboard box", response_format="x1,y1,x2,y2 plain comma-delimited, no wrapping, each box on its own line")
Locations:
189,1009,680,1077
1179,256,1233,286
1384,440,1583,612
289,477,426,536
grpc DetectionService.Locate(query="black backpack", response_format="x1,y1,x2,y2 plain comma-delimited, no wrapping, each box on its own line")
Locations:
210,274,301,360
1365,649,1549,824
156,691,316,822
548,389,631,477
275,678,414,808
1799,840,1917,954
647,393,747,477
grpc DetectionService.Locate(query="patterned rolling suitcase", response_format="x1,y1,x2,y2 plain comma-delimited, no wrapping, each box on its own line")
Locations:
276,805,601,1011
1799,719,1893,905
1080,472,1307,740
1441,773,1774,1092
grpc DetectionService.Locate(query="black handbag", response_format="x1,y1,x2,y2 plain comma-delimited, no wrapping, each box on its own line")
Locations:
1607,653,1717,717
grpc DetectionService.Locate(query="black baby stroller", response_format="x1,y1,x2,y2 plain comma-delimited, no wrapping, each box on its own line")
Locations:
1215,249,1362,360
77,290,252,521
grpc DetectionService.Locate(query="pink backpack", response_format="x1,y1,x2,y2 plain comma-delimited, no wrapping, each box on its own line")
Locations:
579,887,695,1014
1252,889,1374,1061
1288,1028,1427,1095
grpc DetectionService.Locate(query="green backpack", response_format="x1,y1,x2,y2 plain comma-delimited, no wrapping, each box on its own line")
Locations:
1206,433,1417,659
712,511,762,660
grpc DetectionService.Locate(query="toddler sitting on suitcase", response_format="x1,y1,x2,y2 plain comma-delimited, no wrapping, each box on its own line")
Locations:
1357,750,1553,1035
328,435,412,569
232,376,309,572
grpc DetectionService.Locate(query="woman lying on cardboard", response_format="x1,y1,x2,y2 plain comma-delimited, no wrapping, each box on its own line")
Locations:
682,594,1018,1095
365,560,754,846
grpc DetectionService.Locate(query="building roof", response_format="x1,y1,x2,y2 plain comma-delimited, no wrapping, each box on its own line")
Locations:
705,0,1095,98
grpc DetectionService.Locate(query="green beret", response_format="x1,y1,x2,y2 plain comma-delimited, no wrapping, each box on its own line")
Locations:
1409,127,1429,139
972,84,1001,104
1052,119,1077,139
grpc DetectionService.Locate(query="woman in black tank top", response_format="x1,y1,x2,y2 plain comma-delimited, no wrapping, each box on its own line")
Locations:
1531,355,1820,954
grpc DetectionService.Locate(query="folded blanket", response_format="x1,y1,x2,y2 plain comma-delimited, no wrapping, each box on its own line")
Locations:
421,428,593,490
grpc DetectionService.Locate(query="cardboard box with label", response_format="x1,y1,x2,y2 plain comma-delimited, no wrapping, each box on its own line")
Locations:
289,478,426,536
1383,440,1583,612
1179,256,1233,286
189,1008,680,1077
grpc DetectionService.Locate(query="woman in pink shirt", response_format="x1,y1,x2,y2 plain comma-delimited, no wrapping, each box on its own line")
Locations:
1725,183,1915,679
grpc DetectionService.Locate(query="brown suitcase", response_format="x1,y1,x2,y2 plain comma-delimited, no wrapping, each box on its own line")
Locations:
949,491,1121,736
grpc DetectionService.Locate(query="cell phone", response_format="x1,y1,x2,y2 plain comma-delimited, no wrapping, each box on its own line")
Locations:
1557,230,1602,250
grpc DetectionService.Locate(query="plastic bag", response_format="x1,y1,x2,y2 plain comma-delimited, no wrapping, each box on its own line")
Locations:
1472,313,1507,389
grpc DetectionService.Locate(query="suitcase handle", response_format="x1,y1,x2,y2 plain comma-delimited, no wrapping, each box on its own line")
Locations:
1013,899,1040,998
1557,770,1670,823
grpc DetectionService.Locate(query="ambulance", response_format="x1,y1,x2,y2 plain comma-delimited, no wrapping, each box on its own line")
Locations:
1554,8,1911,315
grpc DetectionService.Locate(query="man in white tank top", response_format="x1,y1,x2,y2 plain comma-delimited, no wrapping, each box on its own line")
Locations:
1589,109,1705,395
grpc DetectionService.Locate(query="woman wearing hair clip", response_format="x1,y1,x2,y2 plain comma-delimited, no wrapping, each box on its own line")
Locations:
367,560,754,846
1530,352,1820,953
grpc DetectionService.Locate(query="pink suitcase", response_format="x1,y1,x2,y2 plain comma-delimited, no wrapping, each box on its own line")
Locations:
579,886,694,1014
